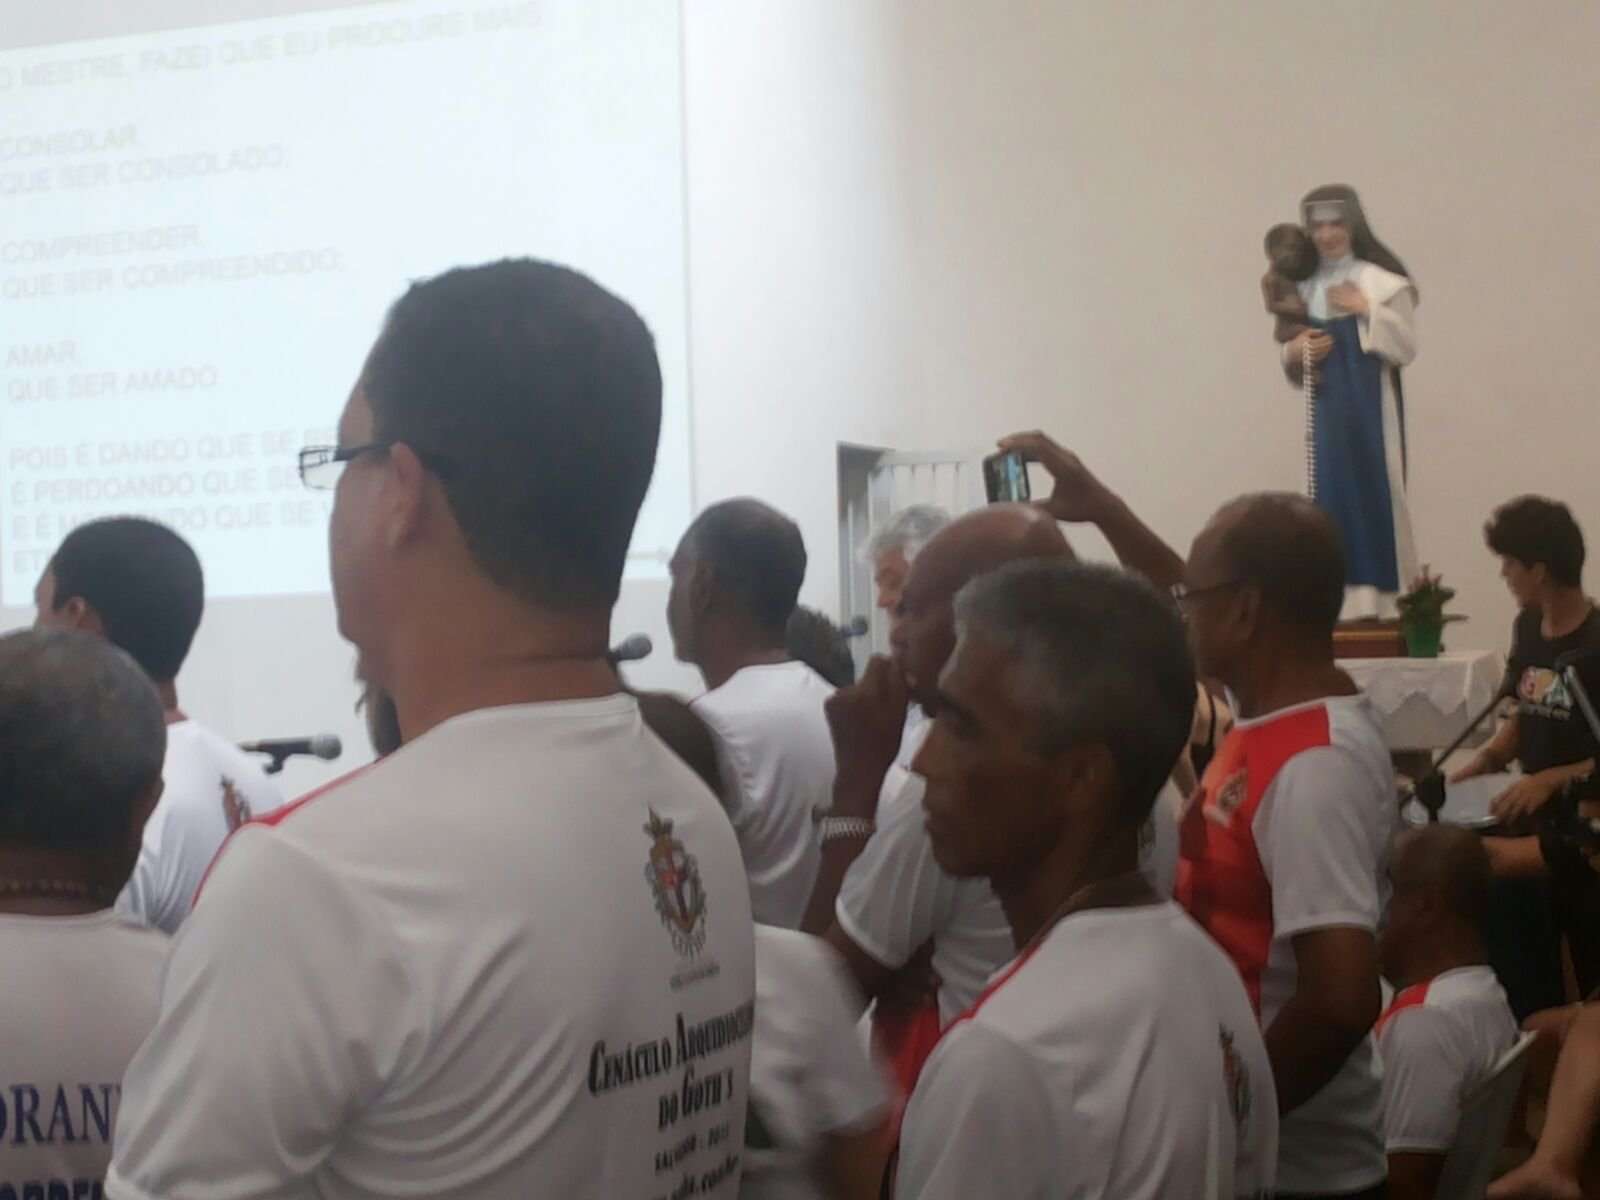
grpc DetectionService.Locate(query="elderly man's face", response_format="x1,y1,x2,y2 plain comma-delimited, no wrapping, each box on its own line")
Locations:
913,627,1063,881
874,548,911,615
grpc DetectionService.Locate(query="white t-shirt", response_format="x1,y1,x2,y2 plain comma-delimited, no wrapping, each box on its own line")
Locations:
898,902,1278,1199
0,912,167,1198
695,662,836,929
1178,693,1397,1195
1140,781,1183,898
116,718,284,934
743,927,891,1200
1376,965,1517,1154
108,697,757,1200
877,709,933,823
836,769,1013,1025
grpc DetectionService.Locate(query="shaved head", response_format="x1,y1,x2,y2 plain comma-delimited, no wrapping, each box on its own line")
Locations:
909,505,1074,606
1391,825,1494,929
894,504,1073,706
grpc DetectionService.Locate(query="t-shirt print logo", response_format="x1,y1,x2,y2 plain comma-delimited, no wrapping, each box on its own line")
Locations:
1220,1025,1252,1131
1204,769,1248,827
1521,667,1575,719
643,808,708,958
221,777,253,831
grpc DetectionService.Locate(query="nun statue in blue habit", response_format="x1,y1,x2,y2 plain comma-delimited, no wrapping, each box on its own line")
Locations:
1279,184,1419,621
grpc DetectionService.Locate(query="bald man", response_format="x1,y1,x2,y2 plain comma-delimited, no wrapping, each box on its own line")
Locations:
797,505,1073,1106
1173,493,1397,1200
1376,826,1517,1200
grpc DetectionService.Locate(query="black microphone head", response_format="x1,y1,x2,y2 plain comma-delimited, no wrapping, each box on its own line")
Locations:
609,633,654,664
310,733,343,761
844,616,870,638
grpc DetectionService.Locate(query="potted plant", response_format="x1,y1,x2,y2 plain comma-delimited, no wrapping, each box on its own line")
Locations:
1396,567,1465,659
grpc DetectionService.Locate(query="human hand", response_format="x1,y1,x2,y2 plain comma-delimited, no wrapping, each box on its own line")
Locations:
1449,753,1494,785
996,431,1112,525
1491,771,1561,824
1486,1157,1582,1200
1288,330,1335,366
1327,283,1369,317
825,655,909,817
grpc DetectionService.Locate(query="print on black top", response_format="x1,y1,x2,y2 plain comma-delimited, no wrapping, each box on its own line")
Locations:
1502,605,1600,775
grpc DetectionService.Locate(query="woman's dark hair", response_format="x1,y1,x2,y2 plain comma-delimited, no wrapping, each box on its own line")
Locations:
1486,496,1585,588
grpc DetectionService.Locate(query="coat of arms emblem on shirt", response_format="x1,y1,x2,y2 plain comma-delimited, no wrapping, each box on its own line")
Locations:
1205,769,1248,826
1220,1026,1251,1130
221,777,252,831
643,808,708,957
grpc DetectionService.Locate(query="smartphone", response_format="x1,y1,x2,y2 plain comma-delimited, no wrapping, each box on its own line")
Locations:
982,449,1031,504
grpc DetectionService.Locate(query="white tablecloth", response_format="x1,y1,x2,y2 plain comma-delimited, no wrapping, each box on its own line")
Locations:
1337,650,1504,752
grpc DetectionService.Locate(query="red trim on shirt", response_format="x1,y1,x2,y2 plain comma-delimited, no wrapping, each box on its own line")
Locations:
1375,981,1433,1036
191,764,376,908
1175,703,1334,1015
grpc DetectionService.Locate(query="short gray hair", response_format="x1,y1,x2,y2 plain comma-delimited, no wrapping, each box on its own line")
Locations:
865,504,951,566
953,560,1195,823
0,629,166,850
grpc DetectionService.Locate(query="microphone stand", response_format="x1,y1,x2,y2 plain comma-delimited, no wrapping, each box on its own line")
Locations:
259,750,292,776
1412,686,1512,824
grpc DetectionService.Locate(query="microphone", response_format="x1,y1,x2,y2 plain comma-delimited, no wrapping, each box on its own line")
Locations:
608,633,654,664
239,734,344,774
843,616,870,638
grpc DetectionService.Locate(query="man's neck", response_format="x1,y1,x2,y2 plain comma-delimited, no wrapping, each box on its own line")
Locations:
697,638,789,693
993,837,1154,952
1541,587,1592,639
378,600,618,743
154,680,184,722
0,846,111,917
1225,638,1354,720
1395,935,1487,992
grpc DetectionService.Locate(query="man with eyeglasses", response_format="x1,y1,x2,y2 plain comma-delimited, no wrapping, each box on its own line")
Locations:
990,435,1394,1200
107,259,757,1199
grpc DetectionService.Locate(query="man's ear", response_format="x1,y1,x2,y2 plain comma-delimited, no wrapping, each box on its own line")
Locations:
56,596,105,637
384,442,430,548
1050,743,1117,818
129,776,164,850
688,560,717,620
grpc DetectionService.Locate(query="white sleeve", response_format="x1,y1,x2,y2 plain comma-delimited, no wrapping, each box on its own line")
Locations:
115,799,182,933
896,1024,1057,1200
800,942,893,1137
1358,282,1417,367
1254,747,1382,938
835,778,956,970
1377,1008,1466,1153
107,828,423,1200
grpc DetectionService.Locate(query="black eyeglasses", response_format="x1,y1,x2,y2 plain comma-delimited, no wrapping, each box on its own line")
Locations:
298,441,393,491
1170,579,1248,607
298,441,453,491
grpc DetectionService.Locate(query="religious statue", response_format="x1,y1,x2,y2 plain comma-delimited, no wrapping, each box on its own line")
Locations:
1260,184,1419,620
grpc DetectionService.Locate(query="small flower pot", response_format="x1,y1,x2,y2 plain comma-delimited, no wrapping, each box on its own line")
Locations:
1403,623,1443,659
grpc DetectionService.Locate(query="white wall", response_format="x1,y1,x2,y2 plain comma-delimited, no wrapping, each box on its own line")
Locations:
685,0,1600,658
8,1,1600,792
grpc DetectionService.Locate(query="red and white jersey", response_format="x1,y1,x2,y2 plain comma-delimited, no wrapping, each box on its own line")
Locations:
897,902,1277,1200
1175,694,1396,1196
1376,965,1517,1154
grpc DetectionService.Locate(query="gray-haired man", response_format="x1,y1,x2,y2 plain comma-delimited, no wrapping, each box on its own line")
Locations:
899,560,1277,1198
